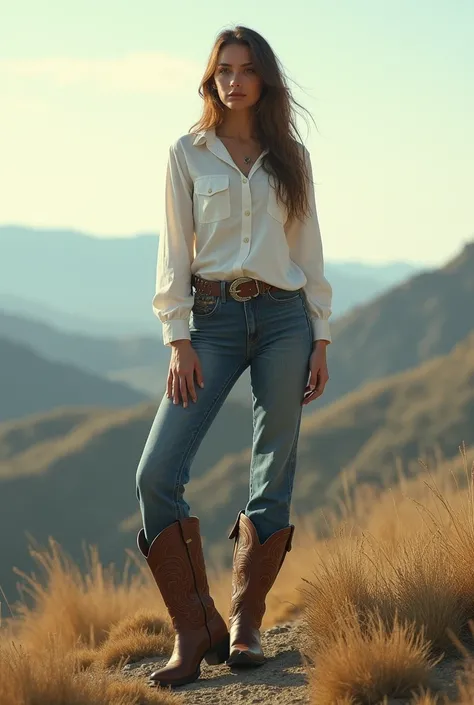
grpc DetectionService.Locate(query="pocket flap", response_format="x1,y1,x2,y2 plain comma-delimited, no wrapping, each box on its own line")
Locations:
194,174,229,196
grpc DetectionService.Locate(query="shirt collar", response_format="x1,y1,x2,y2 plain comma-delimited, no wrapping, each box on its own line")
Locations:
192,127,216,147
192,126,269,158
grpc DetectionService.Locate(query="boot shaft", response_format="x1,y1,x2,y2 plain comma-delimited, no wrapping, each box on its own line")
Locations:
228,511,294,627
138,517,218,631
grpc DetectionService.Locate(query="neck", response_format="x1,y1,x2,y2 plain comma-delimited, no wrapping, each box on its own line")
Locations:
217,110,257,141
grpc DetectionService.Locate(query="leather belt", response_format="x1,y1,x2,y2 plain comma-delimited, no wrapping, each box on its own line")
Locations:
192,274,284,302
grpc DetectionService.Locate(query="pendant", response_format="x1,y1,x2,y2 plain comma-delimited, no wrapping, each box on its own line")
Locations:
244,156,251,164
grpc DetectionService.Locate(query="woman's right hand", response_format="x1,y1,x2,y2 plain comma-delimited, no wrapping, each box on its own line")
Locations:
167,340,204,408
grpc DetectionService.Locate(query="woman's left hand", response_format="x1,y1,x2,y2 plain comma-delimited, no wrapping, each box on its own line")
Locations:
302,341,329,406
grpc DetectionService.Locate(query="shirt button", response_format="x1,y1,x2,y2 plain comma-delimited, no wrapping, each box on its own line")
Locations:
242,177,247,183
244,209,250,216
208,188,212,193
243,237,249,243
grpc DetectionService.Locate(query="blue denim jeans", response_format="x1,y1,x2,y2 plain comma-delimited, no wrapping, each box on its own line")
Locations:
136,285,314,545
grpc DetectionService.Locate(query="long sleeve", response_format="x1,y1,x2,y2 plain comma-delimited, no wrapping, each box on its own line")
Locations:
152,141,195,346
286,147,332,343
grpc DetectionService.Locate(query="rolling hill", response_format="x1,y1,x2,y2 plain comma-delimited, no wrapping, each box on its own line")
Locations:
0,398,253,603
0,310,253,407
2,240,471,415
324,240,474,406
0,337,147,422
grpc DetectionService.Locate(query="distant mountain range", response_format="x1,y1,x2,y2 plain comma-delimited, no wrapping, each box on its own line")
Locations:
1,240,472,421
0,225,421,336
0,224,423,415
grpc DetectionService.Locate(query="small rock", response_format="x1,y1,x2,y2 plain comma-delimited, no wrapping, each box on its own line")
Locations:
265,625,291,635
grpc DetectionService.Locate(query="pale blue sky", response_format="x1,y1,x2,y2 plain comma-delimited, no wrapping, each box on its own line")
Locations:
1,0,473,264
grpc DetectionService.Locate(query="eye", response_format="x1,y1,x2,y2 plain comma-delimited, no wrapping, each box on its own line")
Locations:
246,67,256,73
217,67,228,74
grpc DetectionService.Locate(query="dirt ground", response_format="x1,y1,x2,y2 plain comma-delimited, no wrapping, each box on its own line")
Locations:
123,620,464,704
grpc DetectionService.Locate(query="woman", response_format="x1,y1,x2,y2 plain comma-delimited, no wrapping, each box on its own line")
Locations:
136,25,332,688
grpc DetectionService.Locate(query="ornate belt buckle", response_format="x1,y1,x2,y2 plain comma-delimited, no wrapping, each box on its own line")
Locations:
229,276,258,302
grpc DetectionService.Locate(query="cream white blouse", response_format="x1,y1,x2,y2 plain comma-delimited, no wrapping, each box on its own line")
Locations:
153,126,332,346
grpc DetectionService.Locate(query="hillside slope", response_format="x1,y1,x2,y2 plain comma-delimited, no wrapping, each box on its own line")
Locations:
325,240,474,406
0,337,147,422
173,329,474,563
0,398,253,602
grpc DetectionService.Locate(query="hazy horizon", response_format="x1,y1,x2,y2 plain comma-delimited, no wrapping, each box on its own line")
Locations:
0,223,433,267
1,1,473,266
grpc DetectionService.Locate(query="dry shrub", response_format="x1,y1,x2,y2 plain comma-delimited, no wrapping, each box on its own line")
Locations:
419,458,474,621
378,533,466,650
95,610,173,668
302,450,474,703
0,635,181,705
73,645,100,670
299,530,391,655
11,539,165,653
410,692,441,704
306,610,438,705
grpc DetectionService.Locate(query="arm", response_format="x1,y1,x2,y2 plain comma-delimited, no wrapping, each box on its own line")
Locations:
153,140,195,346
286,146,332,344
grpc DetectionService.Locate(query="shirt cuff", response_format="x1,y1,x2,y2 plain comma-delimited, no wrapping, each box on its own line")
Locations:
162,319,191,346
311,317,331,343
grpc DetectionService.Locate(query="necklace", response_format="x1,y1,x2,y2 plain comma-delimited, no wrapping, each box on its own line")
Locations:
216,131,255,166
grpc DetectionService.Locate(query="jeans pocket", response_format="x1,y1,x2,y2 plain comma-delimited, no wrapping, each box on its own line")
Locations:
267,288,302,303
192,293,221,317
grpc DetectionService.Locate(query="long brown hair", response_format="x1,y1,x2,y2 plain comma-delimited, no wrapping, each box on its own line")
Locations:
189,26,317,223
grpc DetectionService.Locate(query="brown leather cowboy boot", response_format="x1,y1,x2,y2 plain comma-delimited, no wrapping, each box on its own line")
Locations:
137,516,229,686
226,510,294,667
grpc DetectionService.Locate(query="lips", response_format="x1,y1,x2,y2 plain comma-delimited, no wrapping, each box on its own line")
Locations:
228,94,245,97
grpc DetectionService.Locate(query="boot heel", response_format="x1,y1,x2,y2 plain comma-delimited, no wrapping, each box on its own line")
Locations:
204,633,230,665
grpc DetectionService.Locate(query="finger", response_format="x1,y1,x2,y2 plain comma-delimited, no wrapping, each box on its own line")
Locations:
179,375,189,408
308,368,319,391
172,372,180,405
194,359,204,389
302,380,327,405
315,373,325,393
187,372,197,403
167,369,173,399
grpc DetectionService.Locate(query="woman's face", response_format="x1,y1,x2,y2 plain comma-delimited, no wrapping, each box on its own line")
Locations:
213,43,263,112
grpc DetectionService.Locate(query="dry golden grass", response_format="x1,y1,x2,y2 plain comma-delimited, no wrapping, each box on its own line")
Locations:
95,610,173,668
2,447,474,704
305,610,439,705
300,448,474,704
381,535,466,650
0,538,178,704
410,692,441,704
9,538,171,654
0,633,180,705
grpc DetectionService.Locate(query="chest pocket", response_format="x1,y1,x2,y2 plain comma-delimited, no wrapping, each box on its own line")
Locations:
194,175,231,224
267,175,288,225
